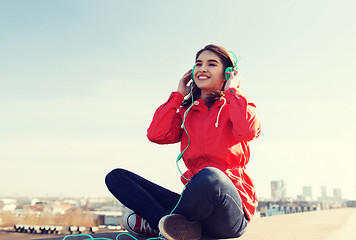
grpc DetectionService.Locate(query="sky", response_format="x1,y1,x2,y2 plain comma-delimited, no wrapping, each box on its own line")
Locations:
1,0,356,200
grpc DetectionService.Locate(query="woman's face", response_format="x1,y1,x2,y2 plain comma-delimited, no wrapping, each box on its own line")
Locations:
193,50,225,95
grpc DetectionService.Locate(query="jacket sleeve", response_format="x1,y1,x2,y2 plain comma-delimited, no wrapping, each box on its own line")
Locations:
147,92,184,144
225,88,261,142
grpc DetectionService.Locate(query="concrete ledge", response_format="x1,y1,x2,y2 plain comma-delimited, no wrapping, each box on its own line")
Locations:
240,208,356,240
31,208,356,240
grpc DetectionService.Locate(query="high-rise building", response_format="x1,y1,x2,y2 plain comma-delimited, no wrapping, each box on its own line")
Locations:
320,185,327,200
271,180,286,200
302,186,313,201
333,188,342,203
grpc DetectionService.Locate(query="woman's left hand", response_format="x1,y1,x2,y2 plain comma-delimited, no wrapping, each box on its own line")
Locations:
224,68,240,91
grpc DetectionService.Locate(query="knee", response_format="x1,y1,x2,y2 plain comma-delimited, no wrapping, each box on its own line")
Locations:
105,168,127,187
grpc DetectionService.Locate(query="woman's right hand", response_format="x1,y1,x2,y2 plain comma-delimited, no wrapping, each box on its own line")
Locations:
177,69,193,97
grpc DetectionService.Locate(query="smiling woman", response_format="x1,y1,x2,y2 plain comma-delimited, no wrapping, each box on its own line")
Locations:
105,44,261,240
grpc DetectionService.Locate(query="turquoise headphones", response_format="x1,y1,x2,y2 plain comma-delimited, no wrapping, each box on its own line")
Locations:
191,50,238,81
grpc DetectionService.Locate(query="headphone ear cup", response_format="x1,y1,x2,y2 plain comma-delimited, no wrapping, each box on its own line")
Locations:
225,67,234,81
191,66,196,81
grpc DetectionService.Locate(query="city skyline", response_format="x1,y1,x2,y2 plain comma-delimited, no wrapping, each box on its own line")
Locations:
269,179,349,201
1,181,352,203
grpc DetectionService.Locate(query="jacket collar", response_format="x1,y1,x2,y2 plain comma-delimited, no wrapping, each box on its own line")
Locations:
191,96,226,111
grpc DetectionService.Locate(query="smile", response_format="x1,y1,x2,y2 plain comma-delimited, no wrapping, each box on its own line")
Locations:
197,75,209,80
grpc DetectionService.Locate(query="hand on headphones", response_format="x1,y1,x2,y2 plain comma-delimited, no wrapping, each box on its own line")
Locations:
177,69,193,97
224,68,240,91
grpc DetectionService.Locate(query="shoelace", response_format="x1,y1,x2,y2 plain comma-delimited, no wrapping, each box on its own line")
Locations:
138,217,158,235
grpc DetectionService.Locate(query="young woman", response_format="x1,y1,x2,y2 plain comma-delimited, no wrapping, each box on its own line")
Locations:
105,44,261,240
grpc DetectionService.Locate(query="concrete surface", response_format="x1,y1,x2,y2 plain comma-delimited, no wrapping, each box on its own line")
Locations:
239,207,356,240
4,208,354,240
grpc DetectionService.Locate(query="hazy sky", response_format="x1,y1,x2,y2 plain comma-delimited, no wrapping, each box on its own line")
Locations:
1,0,355,200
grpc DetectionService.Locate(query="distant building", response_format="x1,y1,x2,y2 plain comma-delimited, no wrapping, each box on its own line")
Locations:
333,188,342,204
1,198,17,211
320,186,328,200
52,204,74,214
297,195,306,201
93,211,123,227
302,186,313,201
318,186,335,210
346,200,356,208
271,180,286,200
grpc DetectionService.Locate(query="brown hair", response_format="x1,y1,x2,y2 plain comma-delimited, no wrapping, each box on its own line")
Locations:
182,44,235,108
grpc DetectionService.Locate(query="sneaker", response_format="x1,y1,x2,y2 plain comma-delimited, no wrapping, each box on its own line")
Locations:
122,212,159,237
158,214,202,240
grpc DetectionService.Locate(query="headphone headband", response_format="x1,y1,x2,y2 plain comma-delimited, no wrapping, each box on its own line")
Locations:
228,51,238,69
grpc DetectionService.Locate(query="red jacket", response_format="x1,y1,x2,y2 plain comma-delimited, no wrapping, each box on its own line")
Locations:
147,88,261,220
